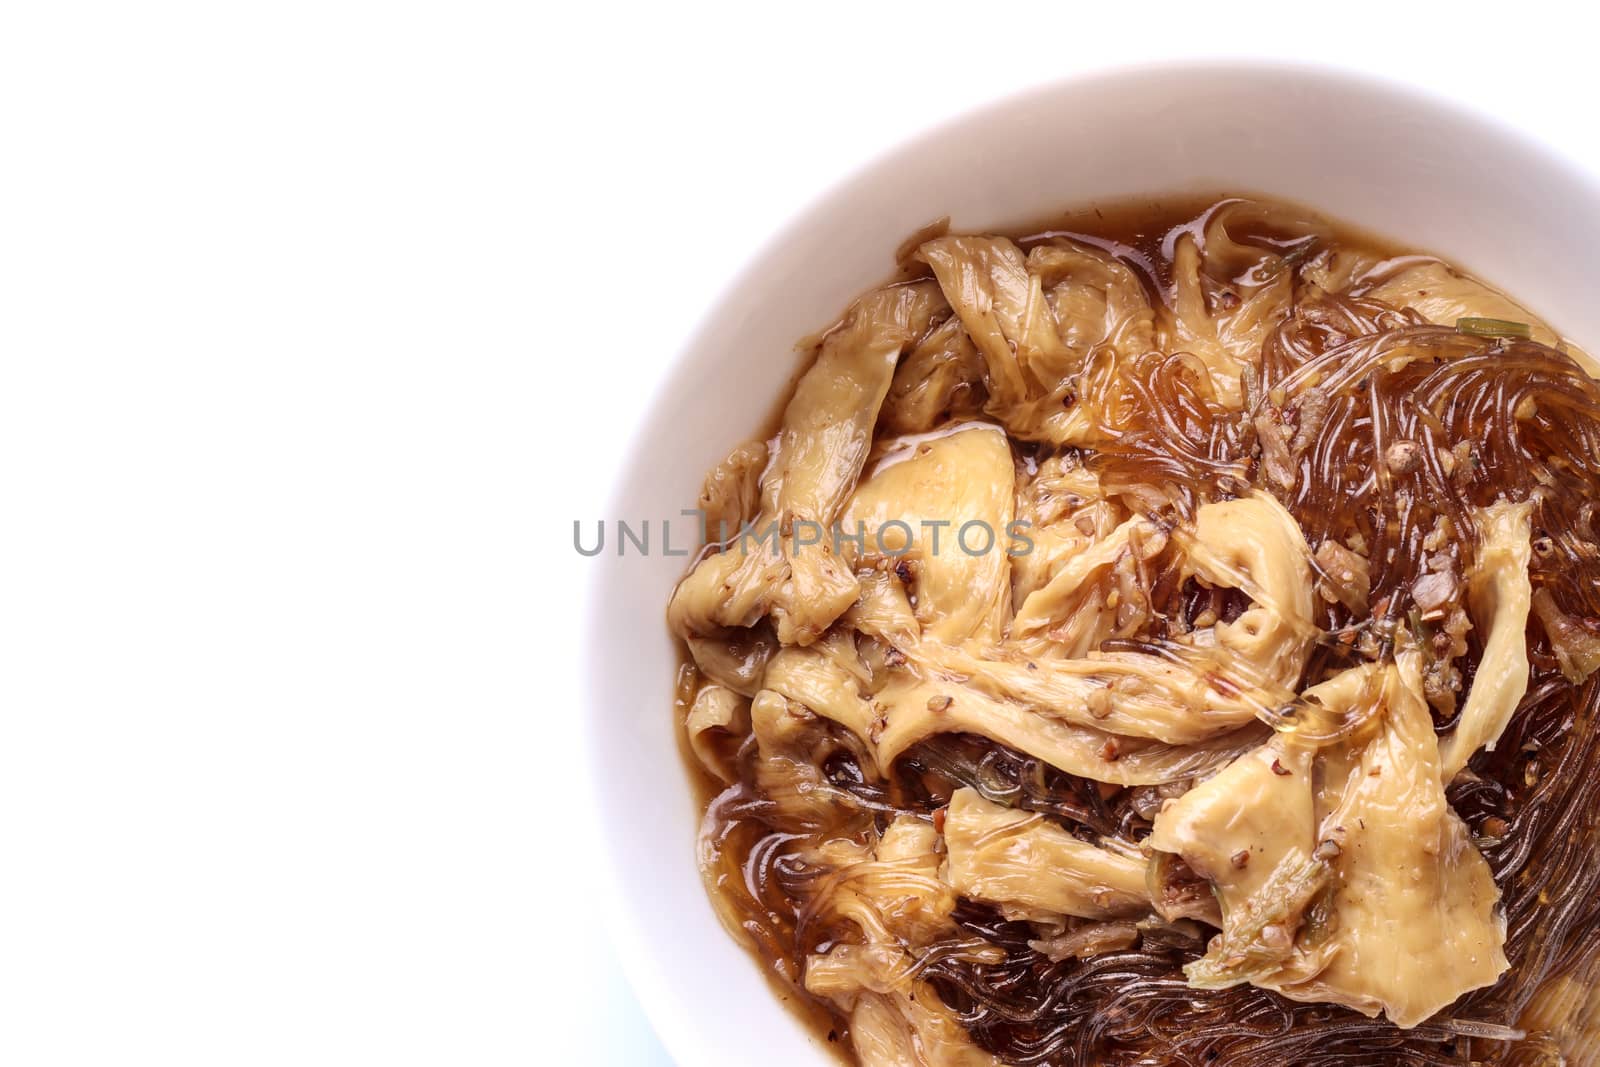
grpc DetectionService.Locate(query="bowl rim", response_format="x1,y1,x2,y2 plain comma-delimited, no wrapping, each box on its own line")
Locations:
580,55,1600,1066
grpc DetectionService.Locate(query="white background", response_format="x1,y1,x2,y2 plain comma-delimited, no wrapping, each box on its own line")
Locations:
1,3,1593,1064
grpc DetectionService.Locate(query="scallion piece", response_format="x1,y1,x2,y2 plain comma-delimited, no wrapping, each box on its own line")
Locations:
1255,238,1320,282
1457,317,1531,339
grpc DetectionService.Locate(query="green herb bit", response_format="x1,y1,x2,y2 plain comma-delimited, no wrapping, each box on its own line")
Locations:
1256,238,1321,282
1457,317,1532,339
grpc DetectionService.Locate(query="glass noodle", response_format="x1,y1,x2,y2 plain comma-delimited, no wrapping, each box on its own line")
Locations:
675,196,1600,1066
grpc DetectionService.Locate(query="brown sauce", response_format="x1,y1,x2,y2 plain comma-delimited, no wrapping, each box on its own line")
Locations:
669,194,1600,1067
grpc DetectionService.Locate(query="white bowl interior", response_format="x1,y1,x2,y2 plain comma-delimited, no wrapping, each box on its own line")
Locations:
585,62,1600,1066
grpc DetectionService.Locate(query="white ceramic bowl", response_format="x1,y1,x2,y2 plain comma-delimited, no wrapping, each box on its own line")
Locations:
584,61,1600,1066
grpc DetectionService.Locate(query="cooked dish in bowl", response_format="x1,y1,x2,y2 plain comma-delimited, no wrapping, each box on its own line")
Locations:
666,196,1600,1066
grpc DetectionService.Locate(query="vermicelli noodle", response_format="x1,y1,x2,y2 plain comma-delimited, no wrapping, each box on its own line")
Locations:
670,196,1600,1066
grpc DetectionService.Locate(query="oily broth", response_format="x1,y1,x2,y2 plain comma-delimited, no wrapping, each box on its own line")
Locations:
670,194,1597,1066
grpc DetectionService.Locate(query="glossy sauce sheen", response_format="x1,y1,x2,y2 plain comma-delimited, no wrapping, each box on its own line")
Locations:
670,194,1599,1067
